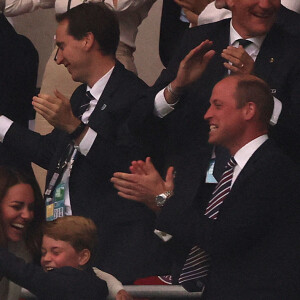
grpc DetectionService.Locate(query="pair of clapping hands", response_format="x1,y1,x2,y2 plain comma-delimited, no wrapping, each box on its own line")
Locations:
111,158,175,212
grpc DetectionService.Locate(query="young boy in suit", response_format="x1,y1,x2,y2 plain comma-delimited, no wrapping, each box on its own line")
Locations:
0,216,130,300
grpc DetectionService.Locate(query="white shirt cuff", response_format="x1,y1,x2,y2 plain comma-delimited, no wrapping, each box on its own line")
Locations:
154,88,176,118
270,97,282,126
0,116,13,143
154,229,173,242
78,127,97,156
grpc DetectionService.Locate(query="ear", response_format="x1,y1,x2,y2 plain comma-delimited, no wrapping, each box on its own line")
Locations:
78,249,91,267
82,32,95,51
243,102,256,121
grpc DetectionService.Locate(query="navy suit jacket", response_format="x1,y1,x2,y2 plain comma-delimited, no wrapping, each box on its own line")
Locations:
3,62,163,282
163,140,300,299
0,248,108,300
133,19,300,234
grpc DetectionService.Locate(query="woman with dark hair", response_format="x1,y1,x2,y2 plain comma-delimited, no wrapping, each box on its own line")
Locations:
0,166,44,300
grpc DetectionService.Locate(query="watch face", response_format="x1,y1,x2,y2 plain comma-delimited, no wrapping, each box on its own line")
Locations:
155,194,167,207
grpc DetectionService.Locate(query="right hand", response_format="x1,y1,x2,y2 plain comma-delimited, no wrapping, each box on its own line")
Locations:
172,39,215,89
111,157,175,211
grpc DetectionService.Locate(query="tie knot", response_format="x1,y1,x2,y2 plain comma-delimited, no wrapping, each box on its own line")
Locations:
237,39,252,48
85,91,94,101
227,156,237,168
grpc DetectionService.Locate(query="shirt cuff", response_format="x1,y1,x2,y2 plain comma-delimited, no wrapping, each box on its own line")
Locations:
270,96,282,126
0,116,13,143
154,88,176,118
78,127,97,156
154,229,173,242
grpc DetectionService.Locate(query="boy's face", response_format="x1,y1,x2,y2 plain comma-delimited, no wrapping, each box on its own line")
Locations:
41,235,84,271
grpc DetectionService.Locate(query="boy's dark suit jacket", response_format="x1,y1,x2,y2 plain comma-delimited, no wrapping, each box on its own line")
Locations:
3,62,165,283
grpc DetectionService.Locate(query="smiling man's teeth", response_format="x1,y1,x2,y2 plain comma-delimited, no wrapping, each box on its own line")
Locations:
210,125,217,131
46,267,54,271
12,223,24,229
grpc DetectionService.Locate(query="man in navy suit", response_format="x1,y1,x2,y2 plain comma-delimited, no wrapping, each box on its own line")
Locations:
113,74,300,298
127,0,300,226
0,3,163,283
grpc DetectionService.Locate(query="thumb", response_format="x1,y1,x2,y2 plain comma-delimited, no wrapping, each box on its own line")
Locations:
165,166,175,190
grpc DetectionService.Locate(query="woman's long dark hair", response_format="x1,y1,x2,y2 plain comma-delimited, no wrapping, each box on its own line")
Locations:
0,166,44,261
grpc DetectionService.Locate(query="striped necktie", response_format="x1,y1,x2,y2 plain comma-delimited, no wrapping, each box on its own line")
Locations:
179,157,237,291
78,91,94,118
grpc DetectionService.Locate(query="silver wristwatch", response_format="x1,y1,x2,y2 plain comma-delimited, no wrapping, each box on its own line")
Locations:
155,191,174,207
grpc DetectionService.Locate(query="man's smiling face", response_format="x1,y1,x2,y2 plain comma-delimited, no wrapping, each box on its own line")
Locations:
227,0,280,38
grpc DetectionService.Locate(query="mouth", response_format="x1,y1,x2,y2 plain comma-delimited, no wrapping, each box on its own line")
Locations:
209,124,218,132
44,266,55,272
11,223,25,230
252,10,275,20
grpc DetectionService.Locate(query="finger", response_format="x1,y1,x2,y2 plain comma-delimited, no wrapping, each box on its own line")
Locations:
32,101,55,119
165,166,175,190
143,157,156,175
130,161,146,175
223,62,240,73
111,172,137,182
202,49,216,66
221,52,243,68
113,184,140,196
117,191,142,202
182,40,213,64
54,89,69,102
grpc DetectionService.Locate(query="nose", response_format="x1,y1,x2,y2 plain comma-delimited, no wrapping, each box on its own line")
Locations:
258,0,275,9
204,106,212,120
21,207,34,222
41,252,51,264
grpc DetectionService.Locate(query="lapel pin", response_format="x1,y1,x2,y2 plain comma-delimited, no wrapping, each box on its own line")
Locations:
271,89,276,94
101,104,107,110
269,57,275,63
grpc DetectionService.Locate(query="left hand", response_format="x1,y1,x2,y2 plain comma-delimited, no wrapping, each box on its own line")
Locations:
116,289,133,300
32,89,80,133
221,45,254,74
111,157,175,211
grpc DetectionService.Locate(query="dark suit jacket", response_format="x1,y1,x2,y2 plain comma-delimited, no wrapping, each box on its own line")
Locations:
3,62,163,283
159,0,189,67
162,140,300,299
132,19,300,235
0,14,38,173
0,248,108,300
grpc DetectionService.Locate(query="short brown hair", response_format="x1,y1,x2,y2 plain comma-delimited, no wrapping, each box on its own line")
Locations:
233,75,274,125
43,216,98,266
56,2,119,56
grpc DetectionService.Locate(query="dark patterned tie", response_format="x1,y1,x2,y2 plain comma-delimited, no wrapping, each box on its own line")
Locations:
78,91,94,118
179,157,237,291
237,39,252,49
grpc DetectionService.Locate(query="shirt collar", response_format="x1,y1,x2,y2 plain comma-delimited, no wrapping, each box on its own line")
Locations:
234,134,268,171
229,20,266,49
86,66,114,100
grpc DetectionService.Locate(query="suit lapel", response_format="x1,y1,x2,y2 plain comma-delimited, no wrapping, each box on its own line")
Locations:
254,24,283,92
88,61,127,129
225,140,272,207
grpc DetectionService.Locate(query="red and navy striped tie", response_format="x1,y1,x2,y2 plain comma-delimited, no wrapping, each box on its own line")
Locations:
179,157,237,290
